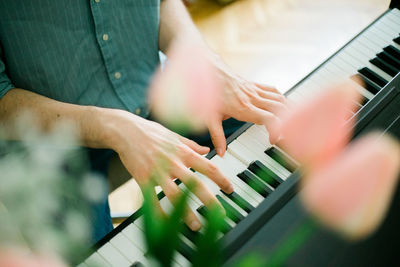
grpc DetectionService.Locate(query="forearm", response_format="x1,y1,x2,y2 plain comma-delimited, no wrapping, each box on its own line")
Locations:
159,0,206,52
0,88,116,149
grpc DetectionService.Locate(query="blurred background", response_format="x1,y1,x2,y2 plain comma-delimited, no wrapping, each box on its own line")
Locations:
109,0,391,226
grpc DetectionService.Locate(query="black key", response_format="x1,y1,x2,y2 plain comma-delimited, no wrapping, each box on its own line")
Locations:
377,51,400,70
237,170,272,197
248,160,283,189
197,206,232,234
360,95,369,106
265,147,298,173
358,67,388,87
221,190,255,213
384,45,400,60
394,36,400,46
181,225,201,244
351,74,380,95
131,262,144,267
177,238,195,261
216,195,245,223
370,57,399,77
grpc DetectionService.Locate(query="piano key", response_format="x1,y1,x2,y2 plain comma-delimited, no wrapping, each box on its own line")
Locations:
394,37,400,46
177,237,195,261
228,139,287,179
265,147,298,173
110,233,149,265
237,170,273,197
358,67,389,87
216,195,245,223
196,205,232,234
98,243,132,267
377,51,400,70
384,45,400,60
130,262,145,267
248,161,283,189
221,191,255,213
380,17,400,33
85,252,112,267
370,57,399,77
351,74,381,95
181,225,201,244
210,154,265,204
122,224,147,252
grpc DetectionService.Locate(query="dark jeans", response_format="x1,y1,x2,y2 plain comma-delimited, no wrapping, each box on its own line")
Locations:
88,118,245,243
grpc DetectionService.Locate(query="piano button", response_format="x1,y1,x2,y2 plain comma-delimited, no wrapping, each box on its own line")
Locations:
211,154,264,204
177,238,195,261
264,147,298,173
196,205,232,234
370,57,399,77
216,195,245,223
384,45,400,60
98,242,132,267
221,190,255,213
110,233,149,265
394,37,400,46
351,74,381,95
358,67,388,87
85,252,112,267
237,170,273,198
248,161,283,189
377,51,400,70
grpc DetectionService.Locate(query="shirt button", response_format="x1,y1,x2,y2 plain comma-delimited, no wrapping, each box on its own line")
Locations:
135,108,141,115
102,34,109,41
114,72,121,79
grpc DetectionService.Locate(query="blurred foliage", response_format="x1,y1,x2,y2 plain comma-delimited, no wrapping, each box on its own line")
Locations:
0,117,106,264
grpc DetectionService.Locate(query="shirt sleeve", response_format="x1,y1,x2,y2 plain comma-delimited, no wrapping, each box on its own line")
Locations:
0,46,15,99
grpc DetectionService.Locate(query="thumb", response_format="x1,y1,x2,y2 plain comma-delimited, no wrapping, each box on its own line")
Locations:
208,118,226,157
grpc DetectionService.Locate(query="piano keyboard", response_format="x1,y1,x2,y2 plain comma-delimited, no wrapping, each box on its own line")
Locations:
77,7,400,267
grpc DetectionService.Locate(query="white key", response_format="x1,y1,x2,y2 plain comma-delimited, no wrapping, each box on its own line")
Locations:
174,253,191,267
122,224,146,252
110,233,148,265
98,243,131,267
211,153,265,204
85,252,111,267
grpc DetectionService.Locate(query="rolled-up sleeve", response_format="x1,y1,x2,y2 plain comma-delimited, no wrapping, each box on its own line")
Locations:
0,46,15,99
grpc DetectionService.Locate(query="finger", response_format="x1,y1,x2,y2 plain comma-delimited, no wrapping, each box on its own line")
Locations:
250,96,288,115
160,178,202,231
178,135,210,155
255,88,287,103
182,148,233,194
173,165,224,211
236,106,281,144
254,82,281,94
138,182,166,218
207,118,226,157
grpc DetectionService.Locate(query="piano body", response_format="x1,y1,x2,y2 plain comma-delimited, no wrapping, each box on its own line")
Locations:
78,3,400,267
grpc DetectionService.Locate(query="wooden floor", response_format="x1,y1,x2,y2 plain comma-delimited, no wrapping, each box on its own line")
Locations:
109,0,391,223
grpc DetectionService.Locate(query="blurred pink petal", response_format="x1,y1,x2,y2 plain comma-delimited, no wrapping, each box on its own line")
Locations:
0,249,67,267
149,41,222,133
301,133,400,240
279,83,360,170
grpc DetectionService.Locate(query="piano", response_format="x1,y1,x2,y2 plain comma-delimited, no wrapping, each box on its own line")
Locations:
77,4,400,267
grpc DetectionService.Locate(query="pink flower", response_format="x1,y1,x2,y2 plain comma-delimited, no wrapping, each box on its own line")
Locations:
279,83,400,239
149,41,222,133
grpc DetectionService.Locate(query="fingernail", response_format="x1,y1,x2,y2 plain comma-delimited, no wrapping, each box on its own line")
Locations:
217,148,224,157
226,184,234,194
190,221,201,231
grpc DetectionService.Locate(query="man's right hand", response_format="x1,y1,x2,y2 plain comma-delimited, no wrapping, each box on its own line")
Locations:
102,109,234,231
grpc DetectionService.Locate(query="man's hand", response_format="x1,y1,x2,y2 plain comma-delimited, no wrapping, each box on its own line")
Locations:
103,109,234,231
207,57,288,156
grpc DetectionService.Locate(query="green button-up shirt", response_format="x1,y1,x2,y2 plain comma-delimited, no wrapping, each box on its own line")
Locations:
0,0,161,116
